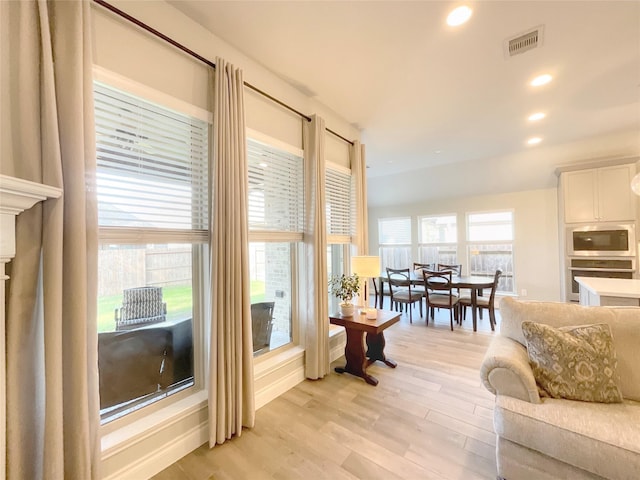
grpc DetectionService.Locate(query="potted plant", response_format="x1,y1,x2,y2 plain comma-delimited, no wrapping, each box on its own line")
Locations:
329,273,360,316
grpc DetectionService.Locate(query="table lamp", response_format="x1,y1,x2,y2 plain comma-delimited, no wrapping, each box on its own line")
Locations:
351,255,380,319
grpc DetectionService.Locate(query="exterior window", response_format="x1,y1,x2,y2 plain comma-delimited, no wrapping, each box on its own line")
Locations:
467,211,514,293
94,81,208,423
247,134,304,355
325,163,354,314
418,214,457,265
378,217,411,269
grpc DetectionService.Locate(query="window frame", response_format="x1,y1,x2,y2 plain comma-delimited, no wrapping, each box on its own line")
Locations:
247,128,305,357
417,213,458,266
378,216,412,270
466,209,515,294
94,67,211,432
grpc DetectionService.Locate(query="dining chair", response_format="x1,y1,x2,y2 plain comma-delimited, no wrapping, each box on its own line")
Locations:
251,301,275,353
437,263,462,275
386,267,423,323
422,269,459,331
459,269,502,331
411,262,434,295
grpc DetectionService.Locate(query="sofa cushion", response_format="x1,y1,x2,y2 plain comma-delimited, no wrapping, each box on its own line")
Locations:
500,297,640,401
495,395,640,480
522,321,623,403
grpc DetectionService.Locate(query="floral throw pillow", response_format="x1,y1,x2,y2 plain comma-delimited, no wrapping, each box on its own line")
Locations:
521,321,623,403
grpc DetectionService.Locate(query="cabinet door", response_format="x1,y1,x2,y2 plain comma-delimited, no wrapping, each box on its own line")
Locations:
598,165,636,222
564,169,597,223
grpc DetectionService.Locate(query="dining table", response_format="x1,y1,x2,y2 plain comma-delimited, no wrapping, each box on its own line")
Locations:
377,271,496,332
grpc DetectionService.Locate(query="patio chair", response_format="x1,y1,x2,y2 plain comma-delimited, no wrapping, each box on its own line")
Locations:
115,286,167,330
251,301,275,353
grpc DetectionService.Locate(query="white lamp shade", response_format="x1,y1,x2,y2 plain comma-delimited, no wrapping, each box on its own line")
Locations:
351,255,381,278
631,173,640,196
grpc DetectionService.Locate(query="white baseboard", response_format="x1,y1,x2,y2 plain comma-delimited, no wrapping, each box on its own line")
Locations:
255,366,305,410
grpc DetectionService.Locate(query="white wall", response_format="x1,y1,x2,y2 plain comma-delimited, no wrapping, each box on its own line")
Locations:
368,187,562,302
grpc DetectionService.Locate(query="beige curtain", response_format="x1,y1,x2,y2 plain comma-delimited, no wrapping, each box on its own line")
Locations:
209,58,255,446
302,115,330,379
352,141,369,254
2,1,100,478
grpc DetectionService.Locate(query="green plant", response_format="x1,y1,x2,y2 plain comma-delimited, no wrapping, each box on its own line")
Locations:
329,273,360,304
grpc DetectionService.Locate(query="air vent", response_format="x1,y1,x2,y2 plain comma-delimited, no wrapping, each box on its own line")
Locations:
505,25,544,58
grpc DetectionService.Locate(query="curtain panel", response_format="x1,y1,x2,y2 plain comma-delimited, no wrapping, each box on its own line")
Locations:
2,0,100,478
209,58,255,446
352,141,369,255
302,115,330,379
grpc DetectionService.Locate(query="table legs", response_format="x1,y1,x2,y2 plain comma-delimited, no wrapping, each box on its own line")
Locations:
334,328,396,386
471,288,478,332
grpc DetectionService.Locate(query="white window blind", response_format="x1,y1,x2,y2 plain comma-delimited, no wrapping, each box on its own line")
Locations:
94,82,208,232
325,165,353,238
247,137,304,232
378,217,411,245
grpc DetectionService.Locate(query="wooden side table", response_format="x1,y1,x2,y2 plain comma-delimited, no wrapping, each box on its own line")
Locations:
329,309,400,386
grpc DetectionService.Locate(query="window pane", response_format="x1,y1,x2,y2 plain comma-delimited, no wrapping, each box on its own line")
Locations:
468,211,513,241
380,246,412,270
468,244,514,293
250,242,293,354
327,244,346,313
419,215,457,243
418,245,457,265
247,139,304,232
97,243,195,422
95,82,208,231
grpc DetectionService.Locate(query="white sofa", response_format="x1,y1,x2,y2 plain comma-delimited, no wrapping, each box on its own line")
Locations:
480,297,640,480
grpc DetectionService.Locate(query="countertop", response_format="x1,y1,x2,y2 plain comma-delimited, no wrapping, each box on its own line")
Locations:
575,276,640,299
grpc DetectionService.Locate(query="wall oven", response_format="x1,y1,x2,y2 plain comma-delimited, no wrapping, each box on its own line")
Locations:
566,257,636,302
567,223,636,257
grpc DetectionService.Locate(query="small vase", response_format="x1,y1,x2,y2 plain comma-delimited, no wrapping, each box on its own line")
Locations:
340,303,355,317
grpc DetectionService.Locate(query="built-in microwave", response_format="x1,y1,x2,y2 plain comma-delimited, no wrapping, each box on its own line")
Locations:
567,223,636,257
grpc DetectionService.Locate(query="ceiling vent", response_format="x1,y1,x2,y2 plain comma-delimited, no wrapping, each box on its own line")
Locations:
505,25,544,58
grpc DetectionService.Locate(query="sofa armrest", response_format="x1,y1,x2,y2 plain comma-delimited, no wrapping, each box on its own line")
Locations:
480,335,541,404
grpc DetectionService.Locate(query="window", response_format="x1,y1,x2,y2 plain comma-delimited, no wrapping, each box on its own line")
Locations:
325,163,354,313
378,217,411,270
467,211,514,293
94,81,209,423
418,214,458,265
247,133,304,355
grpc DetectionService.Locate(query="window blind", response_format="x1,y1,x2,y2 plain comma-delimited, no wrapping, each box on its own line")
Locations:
94,82,209,231
378,217,411,245
468,211,514,241
247,138,304,232
325,166,353,237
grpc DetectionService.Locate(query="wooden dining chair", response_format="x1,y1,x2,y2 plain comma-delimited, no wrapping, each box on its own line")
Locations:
437,263,462,275
411,262,434,295
422,269,459,331
459,269,502,331
386,267,423,323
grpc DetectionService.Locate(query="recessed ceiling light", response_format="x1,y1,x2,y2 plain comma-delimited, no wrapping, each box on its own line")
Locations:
435,150,442,154
530,74,552,87
259,162,268,168
528,112,546,121
527,137,542,145
447,6,472,26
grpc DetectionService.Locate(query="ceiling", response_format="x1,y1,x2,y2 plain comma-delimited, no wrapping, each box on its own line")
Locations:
168,1,640,205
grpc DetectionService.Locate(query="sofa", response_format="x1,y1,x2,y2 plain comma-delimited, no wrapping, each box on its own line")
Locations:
480,297,640,480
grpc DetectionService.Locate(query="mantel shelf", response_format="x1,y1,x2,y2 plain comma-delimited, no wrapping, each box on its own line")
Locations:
0,174,62,263
0,174,62,215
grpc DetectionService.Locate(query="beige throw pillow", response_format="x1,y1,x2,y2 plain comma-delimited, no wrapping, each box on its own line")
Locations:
521,321,623,403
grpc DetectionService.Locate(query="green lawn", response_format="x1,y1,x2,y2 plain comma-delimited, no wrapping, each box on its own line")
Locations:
98,281,267,332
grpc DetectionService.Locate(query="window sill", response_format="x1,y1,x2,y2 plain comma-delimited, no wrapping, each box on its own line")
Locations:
101,389,207,457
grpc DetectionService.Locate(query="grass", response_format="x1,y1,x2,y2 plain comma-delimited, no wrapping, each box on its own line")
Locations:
98,281,268,332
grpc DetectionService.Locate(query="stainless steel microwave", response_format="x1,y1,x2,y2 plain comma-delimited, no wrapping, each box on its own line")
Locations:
567,224,636,257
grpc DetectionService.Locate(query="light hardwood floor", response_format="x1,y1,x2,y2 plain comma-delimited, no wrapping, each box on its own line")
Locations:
154,307,499,480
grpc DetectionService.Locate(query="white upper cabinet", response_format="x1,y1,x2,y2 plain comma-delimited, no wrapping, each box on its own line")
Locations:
563,164,636,223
